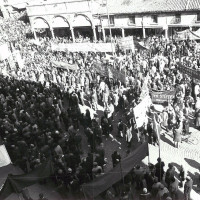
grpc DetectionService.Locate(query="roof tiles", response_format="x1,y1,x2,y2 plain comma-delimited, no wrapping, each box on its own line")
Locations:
96,0,200,14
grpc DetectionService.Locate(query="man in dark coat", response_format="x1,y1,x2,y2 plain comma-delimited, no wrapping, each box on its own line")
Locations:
111,151,121,168
155,158,165,182
165,163,175,188
184,176,193,200
169,177,179,200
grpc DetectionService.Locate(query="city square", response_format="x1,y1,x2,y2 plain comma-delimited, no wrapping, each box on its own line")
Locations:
0,0,199,200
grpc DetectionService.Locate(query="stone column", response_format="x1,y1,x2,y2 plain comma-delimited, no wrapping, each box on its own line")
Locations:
102,28,106,42
92,26,97,42
165,28,168,40
50,27,55,39
70,27,75,42
121,28,125,38
33,28,37,40
142,27,146,39
0,6,9,19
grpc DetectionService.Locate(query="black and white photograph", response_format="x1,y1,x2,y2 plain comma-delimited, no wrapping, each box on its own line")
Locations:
0,0,199,199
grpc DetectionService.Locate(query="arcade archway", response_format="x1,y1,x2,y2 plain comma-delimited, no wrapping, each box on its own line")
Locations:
52,16,71,39
73,14,95,42
33,17,51,38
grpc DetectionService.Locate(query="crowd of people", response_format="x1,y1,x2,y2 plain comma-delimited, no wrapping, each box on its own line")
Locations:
104,159,194,200
0,15,200,200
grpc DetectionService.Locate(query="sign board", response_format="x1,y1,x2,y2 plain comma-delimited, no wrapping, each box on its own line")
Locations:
151,90,175,103
118,36,134,52
134,95,152,128
0,44,10,61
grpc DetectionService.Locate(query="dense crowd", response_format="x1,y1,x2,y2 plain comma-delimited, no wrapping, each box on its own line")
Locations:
0,16,200,200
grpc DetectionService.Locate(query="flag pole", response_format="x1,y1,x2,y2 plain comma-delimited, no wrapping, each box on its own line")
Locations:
119,159,125,198
105,0,114,56
158,128,161,182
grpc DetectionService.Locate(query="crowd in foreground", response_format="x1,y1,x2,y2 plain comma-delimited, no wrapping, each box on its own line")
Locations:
0,16,200,200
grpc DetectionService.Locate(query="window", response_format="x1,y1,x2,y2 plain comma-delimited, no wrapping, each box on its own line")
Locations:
109,15,114,25
151,15,158,23
175,14,181,23
129,15,135,24
197,13,200,22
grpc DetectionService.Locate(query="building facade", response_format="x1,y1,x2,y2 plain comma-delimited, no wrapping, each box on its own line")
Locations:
99,11,200,40
27,0,100,41
26,0,200,41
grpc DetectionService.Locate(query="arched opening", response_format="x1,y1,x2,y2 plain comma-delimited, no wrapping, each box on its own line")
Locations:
124,28,143,39
73,14,93,42
33,17,51,38
52,16,71,39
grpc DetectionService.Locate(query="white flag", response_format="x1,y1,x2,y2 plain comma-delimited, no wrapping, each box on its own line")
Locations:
0,145,11,167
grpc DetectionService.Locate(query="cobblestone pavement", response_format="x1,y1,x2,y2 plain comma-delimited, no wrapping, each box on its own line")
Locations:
143,127,200,200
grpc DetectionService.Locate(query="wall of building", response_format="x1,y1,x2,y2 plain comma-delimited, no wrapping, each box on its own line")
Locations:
100,12,200,38
27,0,97,29
101,12,200,28
26,0,200,39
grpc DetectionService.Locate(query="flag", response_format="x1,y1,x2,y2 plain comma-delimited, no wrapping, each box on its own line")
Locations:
82,142,149,198
152,113,160,145
0,44,11,61
134,95,152,128
0,145,11,167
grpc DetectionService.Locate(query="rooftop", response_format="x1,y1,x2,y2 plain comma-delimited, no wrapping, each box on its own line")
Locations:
95,0,200,15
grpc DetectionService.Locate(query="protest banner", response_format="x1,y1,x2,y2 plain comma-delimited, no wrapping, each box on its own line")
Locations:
51,43,115,53
51,61,78,71
0,44,11,61
93,60,126,83
178,64,200,80
134,95,152,128
93,60,107,77
117,36,134,52
151,90,175,103
111,68,126,84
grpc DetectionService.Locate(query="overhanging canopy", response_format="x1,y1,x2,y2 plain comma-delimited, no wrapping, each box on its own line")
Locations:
82,142,149,198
